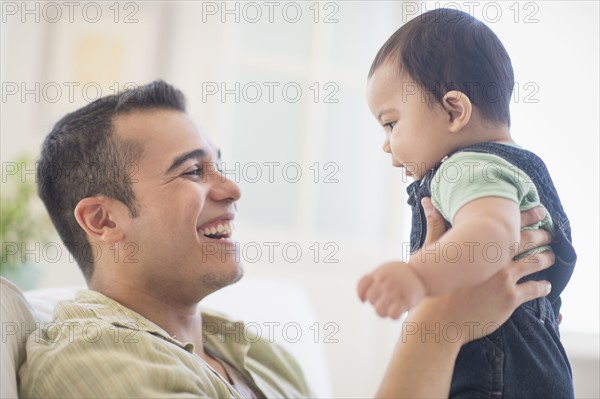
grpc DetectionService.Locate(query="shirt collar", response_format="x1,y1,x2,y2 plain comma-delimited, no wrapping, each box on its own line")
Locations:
61,289,251,364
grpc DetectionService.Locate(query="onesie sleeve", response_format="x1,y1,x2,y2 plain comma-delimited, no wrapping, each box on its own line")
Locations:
430,151,539,224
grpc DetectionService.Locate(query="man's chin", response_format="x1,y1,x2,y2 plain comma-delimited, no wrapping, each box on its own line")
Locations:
228,263,244,286
201,263,244,297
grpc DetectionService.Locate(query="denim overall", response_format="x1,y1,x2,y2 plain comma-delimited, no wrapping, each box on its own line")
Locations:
407,142,576,398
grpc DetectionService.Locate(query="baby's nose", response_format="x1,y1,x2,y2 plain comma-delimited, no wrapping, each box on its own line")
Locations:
382,140,391,153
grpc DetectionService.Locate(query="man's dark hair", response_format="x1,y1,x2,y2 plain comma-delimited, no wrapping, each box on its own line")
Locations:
369,8,515,126
37,80,186,281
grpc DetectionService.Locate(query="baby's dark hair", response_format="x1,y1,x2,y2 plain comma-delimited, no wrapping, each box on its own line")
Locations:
369,8,514,126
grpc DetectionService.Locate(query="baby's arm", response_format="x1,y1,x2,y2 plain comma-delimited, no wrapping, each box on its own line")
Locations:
409,195,520,294
359,152,538,318
358,196,520,318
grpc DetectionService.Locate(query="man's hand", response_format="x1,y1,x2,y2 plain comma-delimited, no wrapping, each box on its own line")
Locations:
413,198,555,344
374,199,556,399
421,197,446,245
357,261,427,319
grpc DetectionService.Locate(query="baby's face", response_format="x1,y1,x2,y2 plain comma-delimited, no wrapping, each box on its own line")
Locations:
366,62,454,180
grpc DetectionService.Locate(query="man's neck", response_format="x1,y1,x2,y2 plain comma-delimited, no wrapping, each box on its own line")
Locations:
89,276,207,356
93,278,240,383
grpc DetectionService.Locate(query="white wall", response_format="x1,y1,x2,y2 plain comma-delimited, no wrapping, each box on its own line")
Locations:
2,1,598,397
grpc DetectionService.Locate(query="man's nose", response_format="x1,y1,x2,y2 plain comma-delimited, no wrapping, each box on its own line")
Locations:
210,172,242,202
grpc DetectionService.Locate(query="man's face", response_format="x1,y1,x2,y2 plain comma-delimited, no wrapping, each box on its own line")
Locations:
113,109,242,300
366,62,452,179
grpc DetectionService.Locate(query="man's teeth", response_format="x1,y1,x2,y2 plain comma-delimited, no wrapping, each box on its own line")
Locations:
199,222,233,238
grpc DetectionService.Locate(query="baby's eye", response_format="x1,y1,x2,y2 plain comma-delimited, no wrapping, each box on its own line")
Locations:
383,121,396,131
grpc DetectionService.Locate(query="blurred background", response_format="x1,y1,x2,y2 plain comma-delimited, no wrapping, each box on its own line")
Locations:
2,1,598,397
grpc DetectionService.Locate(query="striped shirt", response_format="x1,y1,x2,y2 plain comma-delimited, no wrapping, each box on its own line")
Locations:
18,290,312,398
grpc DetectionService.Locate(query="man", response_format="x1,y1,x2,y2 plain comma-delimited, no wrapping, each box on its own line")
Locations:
19,81,554,398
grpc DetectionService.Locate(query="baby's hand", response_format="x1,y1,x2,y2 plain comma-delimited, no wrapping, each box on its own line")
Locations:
357,261,428,319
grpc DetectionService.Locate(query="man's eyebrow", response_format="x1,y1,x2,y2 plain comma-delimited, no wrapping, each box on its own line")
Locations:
165,149,207,174
165,148,223,174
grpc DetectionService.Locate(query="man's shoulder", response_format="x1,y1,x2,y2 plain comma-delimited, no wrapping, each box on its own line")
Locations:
18,295,236,398
20,291,169,371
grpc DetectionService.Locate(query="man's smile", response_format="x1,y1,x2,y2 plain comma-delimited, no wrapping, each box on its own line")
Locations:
197,213,235,240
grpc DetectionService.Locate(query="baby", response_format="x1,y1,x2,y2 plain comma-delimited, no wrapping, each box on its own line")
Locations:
358,8,576,398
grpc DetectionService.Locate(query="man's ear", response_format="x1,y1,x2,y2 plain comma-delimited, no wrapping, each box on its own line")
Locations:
74,197,128,244
442,90,472,133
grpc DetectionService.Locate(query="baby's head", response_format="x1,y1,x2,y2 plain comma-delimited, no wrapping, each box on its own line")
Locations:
367,8,514,179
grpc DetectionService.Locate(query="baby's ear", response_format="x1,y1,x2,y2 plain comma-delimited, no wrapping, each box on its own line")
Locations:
74,196,129,244
442,90,472,133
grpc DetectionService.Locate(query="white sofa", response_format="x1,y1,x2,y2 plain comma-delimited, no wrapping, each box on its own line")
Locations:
0,277,332,398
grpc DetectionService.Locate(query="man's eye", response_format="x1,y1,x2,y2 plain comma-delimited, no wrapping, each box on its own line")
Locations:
383,121,396,131
184,166,203,176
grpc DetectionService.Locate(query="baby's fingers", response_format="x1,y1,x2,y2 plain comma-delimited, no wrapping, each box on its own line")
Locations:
357,274,374,302
388,303,406,320
374,295,394,318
